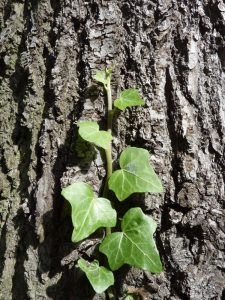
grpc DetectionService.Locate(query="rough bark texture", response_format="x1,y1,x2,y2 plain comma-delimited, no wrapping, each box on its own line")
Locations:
0,0,225,299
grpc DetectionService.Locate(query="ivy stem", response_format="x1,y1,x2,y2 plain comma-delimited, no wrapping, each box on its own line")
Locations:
103,74,116,300
106,79,112,116
103,77,113,236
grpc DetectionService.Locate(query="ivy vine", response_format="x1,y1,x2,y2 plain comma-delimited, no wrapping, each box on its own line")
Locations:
61,67,163,299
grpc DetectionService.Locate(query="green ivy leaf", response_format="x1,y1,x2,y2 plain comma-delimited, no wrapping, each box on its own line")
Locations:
114,89,145,110
61,182,116,242
93,67,112,87
108,147,163,201
99,207,163,273
78,258,114,293
78,121,112,150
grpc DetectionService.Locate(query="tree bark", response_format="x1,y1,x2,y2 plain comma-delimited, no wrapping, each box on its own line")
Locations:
0,0,225,299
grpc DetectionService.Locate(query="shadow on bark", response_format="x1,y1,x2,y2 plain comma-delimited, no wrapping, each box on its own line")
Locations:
46,266,97,300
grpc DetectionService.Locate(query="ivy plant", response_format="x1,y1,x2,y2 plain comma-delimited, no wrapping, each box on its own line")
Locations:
61,67,163,299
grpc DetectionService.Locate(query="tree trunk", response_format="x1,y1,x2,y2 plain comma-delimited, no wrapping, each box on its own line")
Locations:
0,0,225,299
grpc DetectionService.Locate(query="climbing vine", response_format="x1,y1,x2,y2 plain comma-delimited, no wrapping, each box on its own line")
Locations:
61,67,163,299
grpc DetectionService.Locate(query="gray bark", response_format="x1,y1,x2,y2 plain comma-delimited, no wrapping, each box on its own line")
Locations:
0,0,225,299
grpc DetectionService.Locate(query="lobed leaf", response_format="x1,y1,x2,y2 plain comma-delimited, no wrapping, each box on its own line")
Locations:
99,207,163,273
78,121,112,150
114,89,145,110
78,258,114,293
61,182,116,242
108,147,163,201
